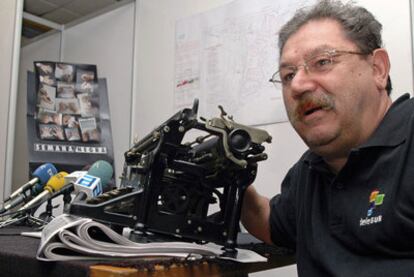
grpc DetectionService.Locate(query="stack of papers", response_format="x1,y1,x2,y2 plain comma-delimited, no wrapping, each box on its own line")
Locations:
36,214,267,263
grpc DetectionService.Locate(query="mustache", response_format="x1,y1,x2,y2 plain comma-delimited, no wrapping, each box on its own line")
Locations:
289,93,335,122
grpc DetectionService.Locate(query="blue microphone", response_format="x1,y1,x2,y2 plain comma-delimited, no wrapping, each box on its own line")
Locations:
1,163,57,213
4,163,57,202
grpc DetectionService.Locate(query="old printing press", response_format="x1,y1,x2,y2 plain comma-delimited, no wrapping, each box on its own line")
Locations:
70,99,272,254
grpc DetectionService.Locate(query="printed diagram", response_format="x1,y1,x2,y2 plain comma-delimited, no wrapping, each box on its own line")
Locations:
174,0,315,125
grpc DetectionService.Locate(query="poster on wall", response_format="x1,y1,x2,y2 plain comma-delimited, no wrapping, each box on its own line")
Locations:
174,0,316,126
27,61,114,175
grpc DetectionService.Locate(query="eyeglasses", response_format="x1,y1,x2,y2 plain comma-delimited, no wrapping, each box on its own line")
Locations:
269,49,368,87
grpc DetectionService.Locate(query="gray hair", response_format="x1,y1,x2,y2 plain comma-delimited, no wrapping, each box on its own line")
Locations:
278,0,391,94
278,0,382,54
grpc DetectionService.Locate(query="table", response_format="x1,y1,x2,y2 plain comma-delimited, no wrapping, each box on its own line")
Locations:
0,226,295,277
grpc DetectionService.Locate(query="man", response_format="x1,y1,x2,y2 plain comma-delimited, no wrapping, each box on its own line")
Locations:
241,0,414,276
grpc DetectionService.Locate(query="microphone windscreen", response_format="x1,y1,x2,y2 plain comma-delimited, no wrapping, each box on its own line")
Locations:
32,163,58,185
87,160,113,188
44,172,68,193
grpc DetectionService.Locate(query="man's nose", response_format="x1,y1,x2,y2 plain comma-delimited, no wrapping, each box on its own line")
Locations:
288,67,317,98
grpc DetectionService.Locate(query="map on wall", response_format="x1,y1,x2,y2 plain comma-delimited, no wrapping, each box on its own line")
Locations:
174,0,316,126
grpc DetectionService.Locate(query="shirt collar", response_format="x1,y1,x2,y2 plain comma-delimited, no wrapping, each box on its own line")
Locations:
357,93,409,149
303,151,332,173
303,93,410,166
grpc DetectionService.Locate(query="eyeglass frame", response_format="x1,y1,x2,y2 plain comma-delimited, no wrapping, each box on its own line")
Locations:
269,49,370,87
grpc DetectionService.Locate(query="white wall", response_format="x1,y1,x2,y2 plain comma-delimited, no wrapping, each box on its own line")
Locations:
15,3,135,188
0,0,22,199
62,3,135,183
133,0,234,135
357,0,413,99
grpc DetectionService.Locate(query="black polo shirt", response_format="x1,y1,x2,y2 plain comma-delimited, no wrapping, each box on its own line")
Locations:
269,94,414,276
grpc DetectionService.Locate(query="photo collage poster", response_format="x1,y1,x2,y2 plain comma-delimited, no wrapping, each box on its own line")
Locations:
27,61,114,174
34,62,100,143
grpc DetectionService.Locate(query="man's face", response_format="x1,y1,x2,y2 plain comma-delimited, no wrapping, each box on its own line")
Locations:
280,19,383,159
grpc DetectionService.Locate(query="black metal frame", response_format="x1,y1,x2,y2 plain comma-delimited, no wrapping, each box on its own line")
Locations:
70,99,271,253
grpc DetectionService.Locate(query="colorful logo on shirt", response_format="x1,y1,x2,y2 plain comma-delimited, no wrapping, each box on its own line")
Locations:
360,189,385,227
367,189,385,217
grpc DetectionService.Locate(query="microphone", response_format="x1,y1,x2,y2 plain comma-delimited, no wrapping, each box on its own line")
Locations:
0,194,28,214
4,163,57,202
74,160,114,199
0,163,58,214
19,172,68,212
64,171,87,186
87,160,113,190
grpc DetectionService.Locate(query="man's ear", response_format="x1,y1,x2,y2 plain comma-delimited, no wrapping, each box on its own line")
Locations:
372,48,390,91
